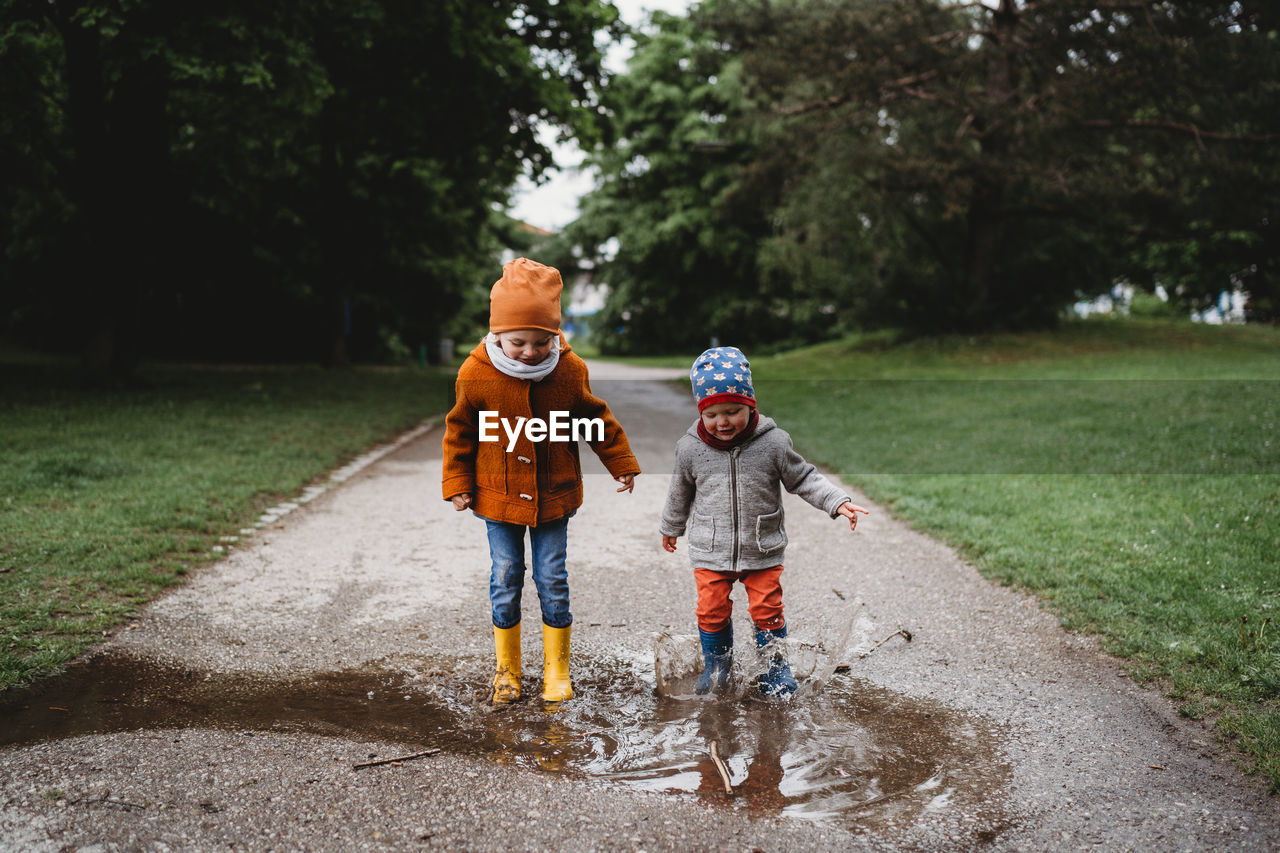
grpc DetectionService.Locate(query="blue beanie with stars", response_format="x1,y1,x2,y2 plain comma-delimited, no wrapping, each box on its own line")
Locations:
690,346,756,411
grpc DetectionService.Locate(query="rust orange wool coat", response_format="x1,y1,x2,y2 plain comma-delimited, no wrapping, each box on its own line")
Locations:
441,335,641,527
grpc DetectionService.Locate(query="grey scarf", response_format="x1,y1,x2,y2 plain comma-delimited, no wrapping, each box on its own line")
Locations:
484,332,561,382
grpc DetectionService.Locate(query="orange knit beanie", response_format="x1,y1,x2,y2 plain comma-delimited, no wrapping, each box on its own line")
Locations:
489,258,563,334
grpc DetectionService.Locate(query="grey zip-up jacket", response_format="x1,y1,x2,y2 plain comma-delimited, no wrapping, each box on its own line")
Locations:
660,415,852,572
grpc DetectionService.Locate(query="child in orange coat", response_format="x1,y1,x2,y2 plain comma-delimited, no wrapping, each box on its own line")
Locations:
443,258,640,704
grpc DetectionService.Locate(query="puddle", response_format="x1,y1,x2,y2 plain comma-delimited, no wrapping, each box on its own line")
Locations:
0,646,1010,833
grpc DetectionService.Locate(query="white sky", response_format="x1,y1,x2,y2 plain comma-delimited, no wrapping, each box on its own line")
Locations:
509,0,694,232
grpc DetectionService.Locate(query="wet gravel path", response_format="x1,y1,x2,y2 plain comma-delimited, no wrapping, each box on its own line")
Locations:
2,362,1277,851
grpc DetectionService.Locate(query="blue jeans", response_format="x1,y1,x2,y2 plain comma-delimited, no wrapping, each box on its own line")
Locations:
483,515,572,630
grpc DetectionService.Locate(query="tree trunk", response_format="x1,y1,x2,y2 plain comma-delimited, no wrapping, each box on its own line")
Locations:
317,118,351,367
55,5,172,381
56,9,117,379
962,0,1021,329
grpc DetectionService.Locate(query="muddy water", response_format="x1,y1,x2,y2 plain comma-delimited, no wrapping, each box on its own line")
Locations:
0,648,1009,831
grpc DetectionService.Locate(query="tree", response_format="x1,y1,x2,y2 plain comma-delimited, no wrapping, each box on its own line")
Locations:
0,0,622,375
567,7,834,354
1093,3,1280,320
708,0,1280,332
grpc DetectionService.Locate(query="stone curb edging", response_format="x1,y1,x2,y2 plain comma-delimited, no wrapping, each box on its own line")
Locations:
211,417,441,554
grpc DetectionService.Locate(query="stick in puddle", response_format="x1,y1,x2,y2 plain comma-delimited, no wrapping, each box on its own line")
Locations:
709,740,733,794
353,748,441,770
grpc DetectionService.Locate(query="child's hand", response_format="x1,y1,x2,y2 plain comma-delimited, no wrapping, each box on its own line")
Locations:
837,502,869,531
616,474,636,493
661,534,678,553
450,493,473,511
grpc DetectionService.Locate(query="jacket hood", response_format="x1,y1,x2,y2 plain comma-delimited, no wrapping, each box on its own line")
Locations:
684,413,778,444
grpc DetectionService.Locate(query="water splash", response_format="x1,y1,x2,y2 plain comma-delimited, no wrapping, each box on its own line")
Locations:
653,602,865,700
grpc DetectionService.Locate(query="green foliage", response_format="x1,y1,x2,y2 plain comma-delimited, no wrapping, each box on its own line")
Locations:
0,0,621,373
566,7,832,354
1128,290,1186,320
565,1,1278,342
1099,5,1280,320
700,0,1280,333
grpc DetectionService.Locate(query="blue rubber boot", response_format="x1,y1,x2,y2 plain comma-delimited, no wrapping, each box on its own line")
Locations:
755,625,798,698
695,624,734,695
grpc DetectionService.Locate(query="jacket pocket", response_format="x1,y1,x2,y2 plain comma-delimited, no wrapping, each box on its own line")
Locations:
689,512,716,552
756,508,787,554
545,442,582,495
475,445,508,495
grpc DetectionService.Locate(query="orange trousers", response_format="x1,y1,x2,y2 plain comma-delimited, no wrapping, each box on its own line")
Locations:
694,565,785,633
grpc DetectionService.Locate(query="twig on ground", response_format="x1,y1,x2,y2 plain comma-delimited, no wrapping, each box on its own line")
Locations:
709,740,733,794
65,794,147,811
100,797,148,810
858,623,913,659
352,748,441,770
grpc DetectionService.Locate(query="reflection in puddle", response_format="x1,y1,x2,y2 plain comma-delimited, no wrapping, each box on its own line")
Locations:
0,647,1009,833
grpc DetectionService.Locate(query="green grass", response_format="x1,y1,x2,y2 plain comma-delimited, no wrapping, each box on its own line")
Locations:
1,358,452,690
750,318,1280,791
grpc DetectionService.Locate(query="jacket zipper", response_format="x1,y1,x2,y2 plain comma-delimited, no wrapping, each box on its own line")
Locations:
729,447,741,571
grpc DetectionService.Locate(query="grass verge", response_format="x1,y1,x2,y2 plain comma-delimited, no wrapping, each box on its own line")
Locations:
752,318,1280,792
1,359,452,690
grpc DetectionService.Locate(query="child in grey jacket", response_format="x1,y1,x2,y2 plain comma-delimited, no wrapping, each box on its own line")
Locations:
659,346,867,697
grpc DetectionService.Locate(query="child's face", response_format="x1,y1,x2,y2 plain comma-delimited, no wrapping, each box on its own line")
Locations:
700,402,752,441
496,329,556,365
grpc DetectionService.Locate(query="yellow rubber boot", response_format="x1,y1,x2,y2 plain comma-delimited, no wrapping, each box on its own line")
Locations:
491,624,522,704
542,623,573,703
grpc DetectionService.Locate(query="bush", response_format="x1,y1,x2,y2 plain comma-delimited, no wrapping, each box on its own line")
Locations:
1129,291,1187,320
